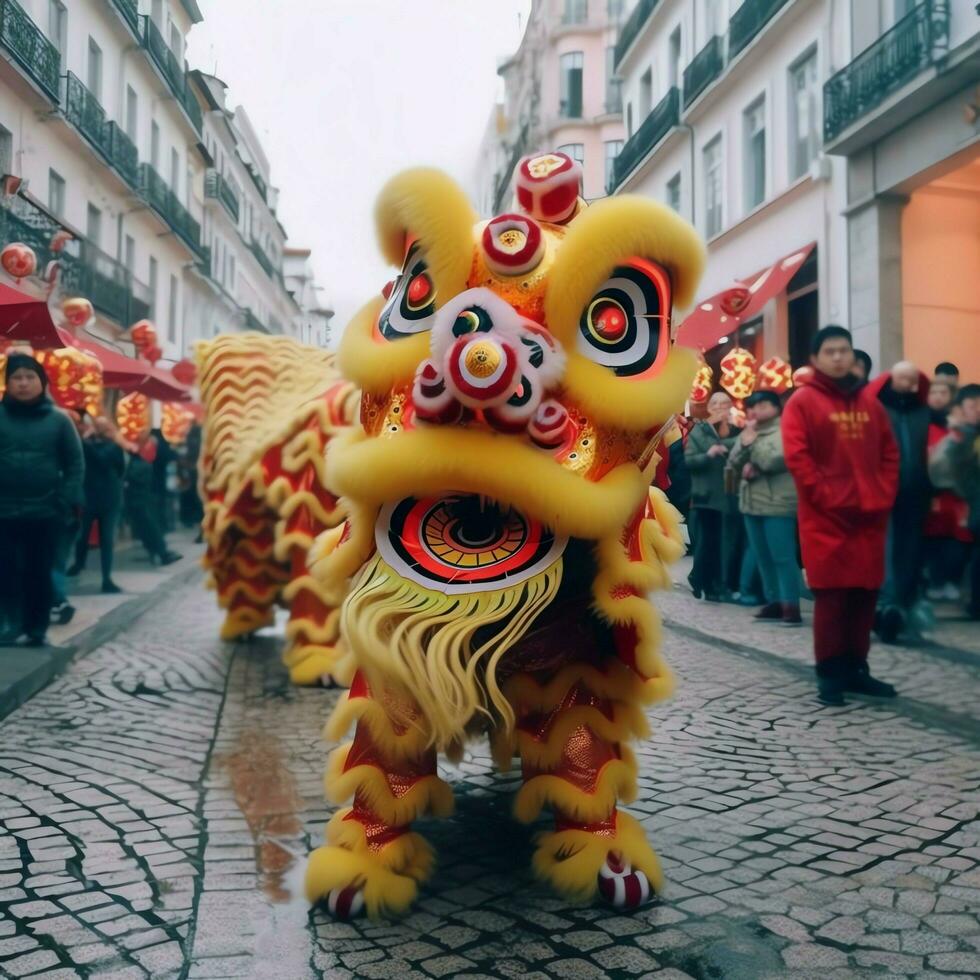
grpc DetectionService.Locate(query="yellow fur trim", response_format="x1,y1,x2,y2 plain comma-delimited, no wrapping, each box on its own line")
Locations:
305,844,424,918
546,195,705,331
327,426,648,542
325,810,434,882
533,811,663,901
308,502,376,606
513,748,638,824
504,661,649,709
219,607,274,641
325,743,455,825
283,644,352,687
326,692,432,761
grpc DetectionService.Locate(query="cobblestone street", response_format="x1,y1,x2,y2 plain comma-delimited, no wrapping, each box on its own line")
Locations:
1,567,978,980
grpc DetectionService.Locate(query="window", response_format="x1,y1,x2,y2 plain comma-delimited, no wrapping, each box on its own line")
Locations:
87,38,103,102
743,96,766,210
170,148,180,194
604,140,623,192
639,67,653,118
668,27,682,90
563,0,587,25
151,121,160,170
789,50,818,180
667,172,682,213
704,0,724,41
559,52,584,118
48,1,67,55
167,274,178,343
86,204,102,249
151,0,163,26
48,169,65,218
125,86,138,142
148,256,158,318
124,235,135,272
557,143,584,167
169,22,182,60
0,125,12,175
702,135,722,237
607,0,625,19
605,46,622,114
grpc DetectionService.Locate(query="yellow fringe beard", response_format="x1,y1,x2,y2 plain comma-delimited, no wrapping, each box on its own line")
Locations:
342,552,564,749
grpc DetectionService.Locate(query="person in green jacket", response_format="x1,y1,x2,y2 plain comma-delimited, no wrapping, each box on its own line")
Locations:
727,390,801,626
0,353,84,645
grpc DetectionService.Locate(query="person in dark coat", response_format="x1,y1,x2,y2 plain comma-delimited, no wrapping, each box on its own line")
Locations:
150,426,178,533
0,353,84,645
782,326,899,705
69,416,127,593
178,422,204,531
125,433,181,566
869,361,932,642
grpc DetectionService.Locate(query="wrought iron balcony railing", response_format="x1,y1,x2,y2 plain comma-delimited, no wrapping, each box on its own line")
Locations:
248,237,278,280
683,34,726,108
0,0,60,102
138,15,202,134
63,73,112,160
823,1,948,143
243,308,267,333
106,122,139,188
205,169,240,223
728,0,791,61
138,163,203,257
107,0,139,36
614,0,661,67
59,243,152,327
611,86,679,191
0,195,77,273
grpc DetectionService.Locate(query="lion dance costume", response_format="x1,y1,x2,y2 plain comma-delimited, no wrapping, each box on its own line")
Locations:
299,152,705,919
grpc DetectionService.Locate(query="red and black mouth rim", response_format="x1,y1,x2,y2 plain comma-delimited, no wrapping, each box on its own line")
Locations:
375,494,567,593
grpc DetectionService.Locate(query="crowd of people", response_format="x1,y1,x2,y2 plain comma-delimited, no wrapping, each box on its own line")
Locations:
0,353,200,647
674,327,978,705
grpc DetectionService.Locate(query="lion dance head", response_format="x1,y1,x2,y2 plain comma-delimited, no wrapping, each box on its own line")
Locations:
308,152,705,919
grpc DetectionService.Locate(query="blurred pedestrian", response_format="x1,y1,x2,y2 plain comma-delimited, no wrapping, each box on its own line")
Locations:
782,326,899,705
125,433,181,567
870,360,931,642
685,391,740,601
151,426,178,533
0,354,84,646
178,421,204,532
727,390,801,626
68,416,127,594
50,410,90,624
853,349,873,383
934,362,959,389
929,384,980,619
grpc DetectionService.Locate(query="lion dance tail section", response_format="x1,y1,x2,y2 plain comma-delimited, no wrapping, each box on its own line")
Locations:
196,333,358,684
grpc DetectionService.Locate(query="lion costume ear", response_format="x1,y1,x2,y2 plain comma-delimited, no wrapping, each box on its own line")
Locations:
340,169,478,393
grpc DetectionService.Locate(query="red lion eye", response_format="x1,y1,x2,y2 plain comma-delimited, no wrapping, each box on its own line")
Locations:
591,301,628,342
407,273,432,306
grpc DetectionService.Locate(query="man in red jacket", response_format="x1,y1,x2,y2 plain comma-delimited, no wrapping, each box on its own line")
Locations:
782,326,900,705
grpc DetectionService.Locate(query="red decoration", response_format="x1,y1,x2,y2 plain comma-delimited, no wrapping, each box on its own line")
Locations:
130,320,157,349
719,284,751,317
171,358,197,386
162,402,195,444
62,297,94,328
689,361,713,403
481,214,544,275
1,242,37,280
758,356,793,394
514,152,582,224
116,391,150,443
142,344,163,365
719,347,757,400
34,347,103,415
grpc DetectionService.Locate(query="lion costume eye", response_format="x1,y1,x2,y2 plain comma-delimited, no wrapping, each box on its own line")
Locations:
576,258,671,378
378,243,437,339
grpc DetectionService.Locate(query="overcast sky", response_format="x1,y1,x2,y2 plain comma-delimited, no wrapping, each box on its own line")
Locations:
187,0,531,339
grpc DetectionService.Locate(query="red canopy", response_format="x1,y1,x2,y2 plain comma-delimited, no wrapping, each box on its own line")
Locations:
676,243,815,352
0,281,62,347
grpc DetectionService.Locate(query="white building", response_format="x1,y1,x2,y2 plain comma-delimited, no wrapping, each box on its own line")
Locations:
611,0,980,377
284,248,333,348
0,0,329,367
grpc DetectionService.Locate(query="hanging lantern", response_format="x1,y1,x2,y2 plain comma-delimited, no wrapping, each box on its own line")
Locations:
142,343,163,365
62,297,94,328
758,355,793,394
689,361,713,403
162,402,195,444
719,283,751,317
130,320,157,350
1,242,37,280
171,358,197,386
792,365,814,387
49,230,73,254
116,391,151,443
719,346,757,401
35,347,103,416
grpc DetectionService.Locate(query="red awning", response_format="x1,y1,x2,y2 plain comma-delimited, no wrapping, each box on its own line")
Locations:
676,243,815,352
0,281,62,348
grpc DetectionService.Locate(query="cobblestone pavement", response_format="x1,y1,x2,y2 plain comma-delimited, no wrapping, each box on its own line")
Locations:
1,570,978,979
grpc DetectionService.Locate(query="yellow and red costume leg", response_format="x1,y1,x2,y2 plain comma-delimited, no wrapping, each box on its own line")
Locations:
306,671,453,919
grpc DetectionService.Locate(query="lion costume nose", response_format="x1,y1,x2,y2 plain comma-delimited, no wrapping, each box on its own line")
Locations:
447,334,520,408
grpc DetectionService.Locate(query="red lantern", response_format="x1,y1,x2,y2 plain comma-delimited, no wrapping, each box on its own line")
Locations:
1,242,37,280
719,284,750,317
35,347,103,415
171,358,197,386
49,230,73,254
162,402,194,444
130,320,157,350
116,391,150,443
719,346,757,401
758,356,793,394
142,344,163,365
62,297,94,328
689,362,713,404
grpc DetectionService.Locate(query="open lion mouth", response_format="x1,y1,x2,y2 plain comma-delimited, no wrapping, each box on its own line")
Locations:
375,493,568,594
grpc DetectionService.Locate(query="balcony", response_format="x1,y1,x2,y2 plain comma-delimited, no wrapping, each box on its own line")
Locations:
0,194,75,270
610,86,679,191
205,169,240,223
614,0,661,67
728,0,791,61
248,237,278,280
0,0,60,102
244,163,267,202
243,308,267,333
138,15,202,134
107,0,139,36
823,1,947,144
683,34,726,108
106,122,138,187
138,163,203,256
59,242,152,327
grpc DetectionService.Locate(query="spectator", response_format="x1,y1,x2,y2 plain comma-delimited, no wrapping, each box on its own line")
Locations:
685,391,740,601
870,361,932,642
68,416,127,593
151,426,178,532
178,421,204,533
50,410,90,625
934,362,959,388
924,381,970,601
929,384,980,619
0,354,84,646
853,349,873,383
782,326,899,705
125,433,181,567
727,390,801,626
